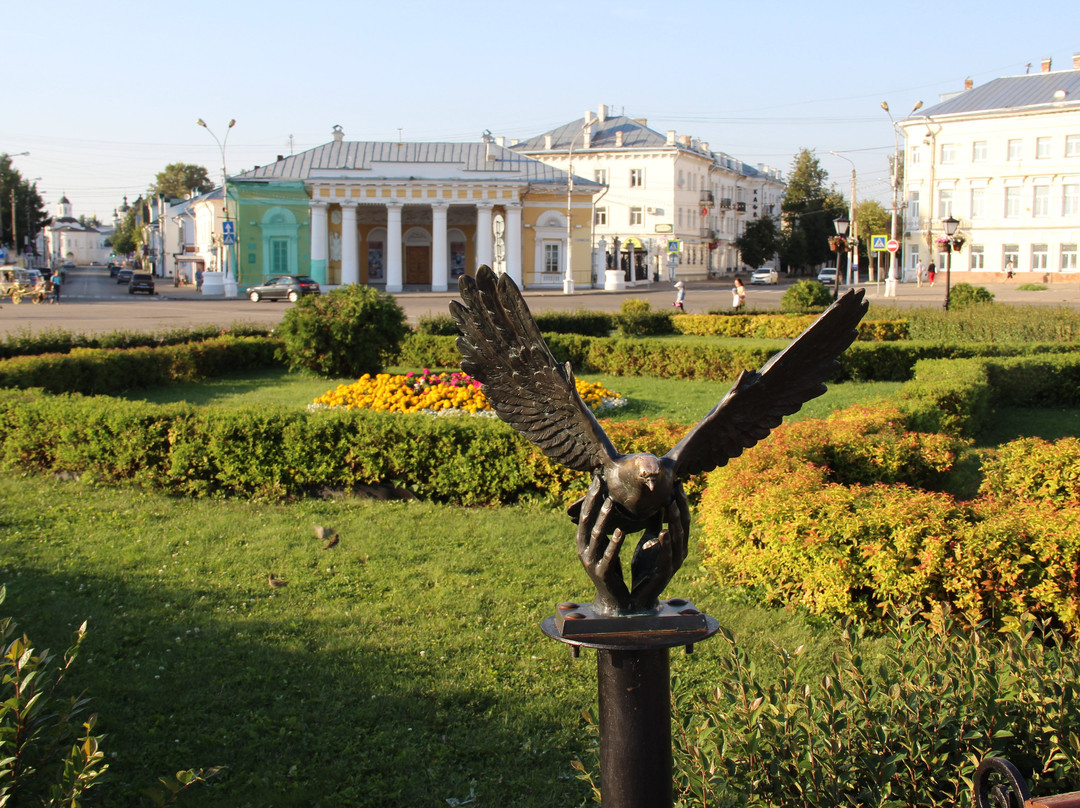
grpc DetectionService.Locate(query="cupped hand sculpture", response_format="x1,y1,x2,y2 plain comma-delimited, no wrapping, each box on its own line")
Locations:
451,266,867,615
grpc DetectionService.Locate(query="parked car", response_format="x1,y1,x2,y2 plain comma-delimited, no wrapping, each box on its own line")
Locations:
128,272,155,295
816,267,838,285
116,268,133,284
247,275,321,303
108,263,120,277
60,260,75,269
750,268,779,285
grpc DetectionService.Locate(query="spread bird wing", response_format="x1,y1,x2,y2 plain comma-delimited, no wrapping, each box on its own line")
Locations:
449,266,619,473
665,288,868,478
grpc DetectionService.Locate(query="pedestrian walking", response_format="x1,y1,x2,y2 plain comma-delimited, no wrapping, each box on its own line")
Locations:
51,276,61,303
195,268,203,292
915,258,924,287
731,278,746,311
927,261,936,287
673,281,686,312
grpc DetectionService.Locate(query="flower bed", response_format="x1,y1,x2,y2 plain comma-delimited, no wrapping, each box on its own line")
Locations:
311,370,625,416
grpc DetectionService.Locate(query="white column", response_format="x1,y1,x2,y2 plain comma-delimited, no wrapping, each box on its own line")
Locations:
310,200,329,286
431,203,449,292
386,203,403,293
476,203,494,269
341,202,359,286
505,202,523,287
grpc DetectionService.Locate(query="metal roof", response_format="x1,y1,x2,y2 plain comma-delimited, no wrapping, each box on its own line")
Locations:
233,141,599,187
912,69,1080,119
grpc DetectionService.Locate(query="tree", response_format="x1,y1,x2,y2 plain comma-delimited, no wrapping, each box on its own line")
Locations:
149,163,213,199
107,205,139,256
778,149,847,273
0,153,48,254
734,215,780,269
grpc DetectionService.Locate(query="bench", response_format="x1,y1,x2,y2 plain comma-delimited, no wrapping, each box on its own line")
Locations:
975,757,1080,808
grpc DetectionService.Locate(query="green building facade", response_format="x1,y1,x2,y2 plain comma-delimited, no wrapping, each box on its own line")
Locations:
227,180,311,288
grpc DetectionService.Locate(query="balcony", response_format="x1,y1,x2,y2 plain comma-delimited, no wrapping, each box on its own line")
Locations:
699,191,715,206
736,202,747,212
718,198,733,209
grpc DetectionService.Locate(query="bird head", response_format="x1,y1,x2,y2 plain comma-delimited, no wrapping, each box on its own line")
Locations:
632,454,662,491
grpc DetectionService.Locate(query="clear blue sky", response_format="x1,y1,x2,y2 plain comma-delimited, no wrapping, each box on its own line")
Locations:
5,0,1079,220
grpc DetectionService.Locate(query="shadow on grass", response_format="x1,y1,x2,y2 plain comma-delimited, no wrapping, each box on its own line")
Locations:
3,557,592,808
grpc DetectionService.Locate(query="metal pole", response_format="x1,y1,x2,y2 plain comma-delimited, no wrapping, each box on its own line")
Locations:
598,649,672,808
944,243,952,310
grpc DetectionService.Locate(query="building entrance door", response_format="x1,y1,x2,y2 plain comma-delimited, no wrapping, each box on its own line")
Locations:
405,246,431,285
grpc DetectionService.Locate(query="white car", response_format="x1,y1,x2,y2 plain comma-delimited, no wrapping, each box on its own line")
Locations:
750,268,779,285
816,267,838,284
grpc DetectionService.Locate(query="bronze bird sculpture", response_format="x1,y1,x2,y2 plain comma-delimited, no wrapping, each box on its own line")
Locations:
450,266,867,614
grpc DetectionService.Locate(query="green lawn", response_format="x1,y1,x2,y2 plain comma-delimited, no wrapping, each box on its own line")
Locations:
125,367,905,428
0,473,848,808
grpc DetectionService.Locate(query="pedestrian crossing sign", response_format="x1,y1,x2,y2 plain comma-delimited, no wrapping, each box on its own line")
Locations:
871,235,887,252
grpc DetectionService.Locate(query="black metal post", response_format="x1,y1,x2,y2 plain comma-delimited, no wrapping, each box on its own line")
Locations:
943,243,952,311
597,648,672,808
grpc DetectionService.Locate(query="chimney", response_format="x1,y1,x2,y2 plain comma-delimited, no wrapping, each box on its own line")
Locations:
1041,57,1052,73
1074,52,1080,69
615,131,623,147
584,110,594,124
634,118,647,127
276,154,284,162
582,125,591,149
701,142,709,153
680,134,691,147
495,136,505,147
666,130,676,146
544,134,553,150
598,103,608,122
964,77,973,91
331,125,344,142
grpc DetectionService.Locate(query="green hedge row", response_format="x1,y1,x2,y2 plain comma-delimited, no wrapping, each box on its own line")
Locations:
398,332,1080,384
698,402,1080,632
0,337,283,395
897,351,1080,438
0,323,273,360
0,387,695,505
671,313,909,341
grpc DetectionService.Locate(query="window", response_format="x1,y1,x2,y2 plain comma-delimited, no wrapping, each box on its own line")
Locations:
1005,187,1022,217
1003,244,1020,269
1067,135,1080,157
1036,137,1052,159
938,189,954,218
678,170,685,187
594,169,608,185
544,243,561,274
1062,244,1078,271
969,246,985,270
1007,139,1023,160
970,188,986,219
594,207,607,226
629,168,644,188
677,208,684,227
909,146,921,165
909,247,920,270
1031,244,1048,270
629,207,643,226
1064,184,1080,216
270,238,289,274
1033,185,1050,217
972,141,988,162
907,191,920,222
940,143,957,164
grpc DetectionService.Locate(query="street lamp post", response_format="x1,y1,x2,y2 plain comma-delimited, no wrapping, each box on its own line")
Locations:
829,151,857,286
881,101,922,297
6,152,29,263
196,118,237,297
564,119,595,295
832,215,849,301
942,215,959,311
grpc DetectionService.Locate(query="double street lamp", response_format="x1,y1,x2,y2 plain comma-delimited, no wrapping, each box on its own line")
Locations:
196,118,237,297
942,215,960,311
831,215,850,301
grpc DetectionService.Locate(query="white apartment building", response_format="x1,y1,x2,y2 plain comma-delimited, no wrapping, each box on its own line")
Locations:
42,196,114,266
510,104,785,286
898,55,1080,281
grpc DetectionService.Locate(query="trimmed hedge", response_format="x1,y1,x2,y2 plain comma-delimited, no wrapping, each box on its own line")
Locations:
397,332,1080,385
671,313,909,341
0,387,700,505
697,402,1080,632
0,323,273,360
0,337,283,395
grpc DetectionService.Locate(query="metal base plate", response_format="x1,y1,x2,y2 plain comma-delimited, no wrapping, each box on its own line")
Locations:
543,598,720,651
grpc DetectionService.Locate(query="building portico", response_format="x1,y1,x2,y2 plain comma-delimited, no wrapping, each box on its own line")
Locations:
229,130,599,292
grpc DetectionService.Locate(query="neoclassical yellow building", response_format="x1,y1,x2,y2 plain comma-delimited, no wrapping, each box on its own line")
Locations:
231,126,601,291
